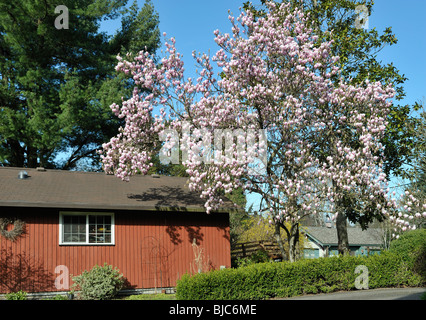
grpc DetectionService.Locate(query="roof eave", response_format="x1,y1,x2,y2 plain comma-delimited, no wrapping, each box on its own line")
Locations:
0,201,231,213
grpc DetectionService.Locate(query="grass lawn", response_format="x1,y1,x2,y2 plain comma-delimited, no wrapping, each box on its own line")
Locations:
125,293,176,300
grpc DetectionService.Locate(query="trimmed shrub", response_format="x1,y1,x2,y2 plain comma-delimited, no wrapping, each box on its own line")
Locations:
72,263,124,300
176,246,425,300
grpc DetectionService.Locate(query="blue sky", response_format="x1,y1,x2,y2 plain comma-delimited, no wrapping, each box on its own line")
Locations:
368,0,426,107
101,0,425,108
100,0,426,211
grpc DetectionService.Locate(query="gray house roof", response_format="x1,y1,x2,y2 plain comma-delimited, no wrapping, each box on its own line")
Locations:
0,167,234,212
305,226,383,247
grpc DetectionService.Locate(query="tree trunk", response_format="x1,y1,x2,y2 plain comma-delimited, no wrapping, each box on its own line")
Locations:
336,211,350,255
7,139,25,167
288,222,300,263
274,223,287,261
274,221,300,262
27,145,38,168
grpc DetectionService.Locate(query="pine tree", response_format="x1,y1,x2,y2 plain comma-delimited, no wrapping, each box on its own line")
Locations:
0,0,160,169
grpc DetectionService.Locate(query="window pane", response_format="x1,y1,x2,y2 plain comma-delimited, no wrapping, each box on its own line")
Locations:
89,233,96,243
105,234,111,243
78,224,86,233
62,215,86,243
64,224,71,233
88,215,112,244
71,223,78,233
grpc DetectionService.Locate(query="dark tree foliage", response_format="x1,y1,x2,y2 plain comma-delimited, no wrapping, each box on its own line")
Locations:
0,0,160,170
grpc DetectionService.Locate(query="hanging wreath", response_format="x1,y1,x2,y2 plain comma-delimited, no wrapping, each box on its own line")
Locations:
0,218,25,241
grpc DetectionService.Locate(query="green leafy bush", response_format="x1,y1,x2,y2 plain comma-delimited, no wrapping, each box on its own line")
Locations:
176,236,425,300
389,228,426,283
72,263,124,300
389,229,426,255
5,290,27,300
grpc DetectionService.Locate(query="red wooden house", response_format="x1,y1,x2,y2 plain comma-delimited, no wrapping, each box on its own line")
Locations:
0,167,231,295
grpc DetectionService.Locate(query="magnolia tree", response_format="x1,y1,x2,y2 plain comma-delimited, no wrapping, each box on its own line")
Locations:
101,2,422,261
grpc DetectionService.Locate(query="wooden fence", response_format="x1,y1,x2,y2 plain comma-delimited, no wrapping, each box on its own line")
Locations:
231,241,283,261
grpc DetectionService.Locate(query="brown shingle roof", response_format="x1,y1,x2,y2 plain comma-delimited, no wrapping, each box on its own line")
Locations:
0,167,232,212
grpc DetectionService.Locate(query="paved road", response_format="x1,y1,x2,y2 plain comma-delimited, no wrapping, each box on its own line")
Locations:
281,287,426,300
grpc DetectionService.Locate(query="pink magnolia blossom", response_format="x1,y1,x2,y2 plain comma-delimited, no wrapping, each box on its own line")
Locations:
388,190,426,237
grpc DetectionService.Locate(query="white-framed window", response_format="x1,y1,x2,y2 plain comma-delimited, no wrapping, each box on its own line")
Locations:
59,212,115,245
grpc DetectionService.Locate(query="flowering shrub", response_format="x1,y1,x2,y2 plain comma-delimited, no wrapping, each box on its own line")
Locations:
72,263,124,300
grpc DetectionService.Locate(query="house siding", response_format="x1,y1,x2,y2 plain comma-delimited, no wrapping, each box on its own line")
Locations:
0,207,230,294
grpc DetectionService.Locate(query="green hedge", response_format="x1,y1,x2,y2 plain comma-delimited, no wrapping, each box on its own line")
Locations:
176,229,425,300
389,229,426,278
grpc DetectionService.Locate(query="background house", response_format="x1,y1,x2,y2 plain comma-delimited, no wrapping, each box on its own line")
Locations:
304,226,384,258
0,167,231,295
